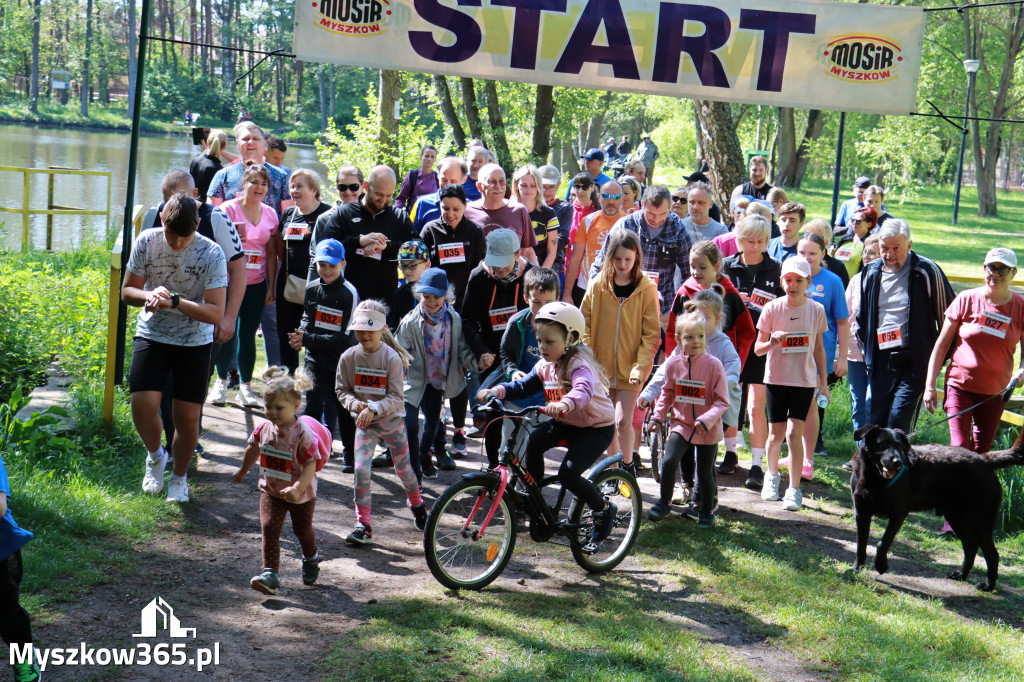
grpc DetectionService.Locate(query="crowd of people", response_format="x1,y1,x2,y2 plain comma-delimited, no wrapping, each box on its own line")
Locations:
120,123,1024,594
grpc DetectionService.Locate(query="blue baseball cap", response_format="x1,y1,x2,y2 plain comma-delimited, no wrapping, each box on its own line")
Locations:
415,268,449,297
583,148,605,162
314,239,345,264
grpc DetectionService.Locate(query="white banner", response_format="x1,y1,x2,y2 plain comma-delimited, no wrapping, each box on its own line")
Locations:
293,0,926,115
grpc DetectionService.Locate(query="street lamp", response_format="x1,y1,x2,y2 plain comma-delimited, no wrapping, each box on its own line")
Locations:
953,58,981,225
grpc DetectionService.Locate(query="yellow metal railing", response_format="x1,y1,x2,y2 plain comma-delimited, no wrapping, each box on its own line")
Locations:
103,205,144,430
0,165,112,251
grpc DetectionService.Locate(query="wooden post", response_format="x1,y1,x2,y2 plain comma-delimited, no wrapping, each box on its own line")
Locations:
46,172,55,251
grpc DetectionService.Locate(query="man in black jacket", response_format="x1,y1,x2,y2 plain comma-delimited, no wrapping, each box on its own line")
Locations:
857,220,953,433
309,165,415,300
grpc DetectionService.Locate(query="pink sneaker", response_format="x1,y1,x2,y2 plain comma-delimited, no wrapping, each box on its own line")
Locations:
777,456,791,469
801,459,814,481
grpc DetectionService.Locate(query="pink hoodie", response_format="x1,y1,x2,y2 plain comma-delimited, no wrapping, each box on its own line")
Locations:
652,350,730,444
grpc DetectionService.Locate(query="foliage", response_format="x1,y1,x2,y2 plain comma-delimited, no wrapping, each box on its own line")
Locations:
143,62,234,123
649,97,697,178
993,427,1024,534
0,389,74,460
316,85,450,203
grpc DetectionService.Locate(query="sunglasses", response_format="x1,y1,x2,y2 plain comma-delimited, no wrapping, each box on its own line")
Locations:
985,264,1014,276
671,196,686,202
573,183,592,191
337,183,361,193
601,193,623,200
849,219,864,224
400,260,428,270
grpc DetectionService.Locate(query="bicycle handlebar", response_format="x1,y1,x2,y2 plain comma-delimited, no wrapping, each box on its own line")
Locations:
478,396,543,419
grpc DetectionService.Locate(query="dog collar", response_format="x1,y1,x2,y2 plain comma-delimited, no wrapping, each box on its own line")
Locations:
885,464,907,488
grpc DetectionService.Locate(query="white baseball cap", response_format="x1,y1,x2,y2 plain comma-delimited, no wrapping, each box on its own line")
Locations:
985,247,1017,269
780,257,812,279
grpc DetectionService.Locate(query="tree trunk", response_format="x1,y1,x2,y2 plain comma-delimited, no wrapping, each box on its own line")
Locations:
294,60,304,123
204,0,213,84
483,80,513,174
127,0,137,118
81,0,94,116
276,57,283,123
562,140,581,176
167,0,177,73
969,6,1024,216
433,75,466,150
694,106,704,168
190,0,197,63
318,65,327,131
377,69,402,172
774,107,826,188
693,99,746,213
329,66,336,119
29,0,40,113
460,77,485,141
585,92,614,151
531,84,555,164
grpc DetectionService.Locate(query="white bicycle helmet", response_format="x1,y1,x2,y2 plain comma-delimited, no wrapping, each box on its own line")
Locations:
535,302,586,345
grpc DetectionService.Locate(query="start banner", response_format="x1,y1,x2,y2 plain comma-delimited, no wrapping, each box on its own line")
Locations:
293,0,926,115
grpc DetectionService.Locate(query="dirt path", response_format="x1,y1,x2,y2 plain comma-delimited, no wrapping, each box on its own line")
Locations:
32,402,1010,680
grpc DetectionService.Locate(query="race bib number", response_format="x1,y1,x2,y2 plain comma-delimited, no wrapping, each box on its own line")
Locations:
244,250,263,270
980,310,1011,339
438,242,466,264
355,248,382,260
543,379,564,403
314,305,344,332
355,367,387,396
834,246,854,261
782,332,810,353
877,325,902,350
749,288,776,311
284,222,310,240
260,444,294,481
490,305,517,331
643,270,660,288
675,379,706,405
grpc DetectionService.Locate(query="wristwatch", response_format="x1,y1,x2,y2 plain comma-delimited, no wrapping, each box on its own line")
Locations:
170,293,180,308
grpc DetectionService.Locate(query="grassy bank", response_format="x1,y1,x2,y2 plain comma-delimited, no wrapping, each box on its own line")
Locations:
0,100,325,144
0,245,177,621
324,383,1024,680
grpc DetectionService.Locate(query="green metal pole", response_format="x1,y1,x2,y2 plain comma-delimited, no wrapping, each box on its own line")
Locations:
115,0,152,386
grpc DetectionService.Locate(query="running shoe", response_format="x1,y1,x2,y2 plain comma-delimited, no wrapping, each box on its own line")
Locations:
718,451,738,475
208,379,227,406
371,449,393,468
450,431,468,458
781,487,803,511
237,384,259,407
346,523,373,546
142,451,168,494
437,451,457,471
697,513,716,529
412,503,428,531
761,472,781,501
744,465,764,491
647,499,671,522
250,569,279,595
165,477,189,503
801,459,815,481
302,553,321,585
12,656,41,682
590,500,618,544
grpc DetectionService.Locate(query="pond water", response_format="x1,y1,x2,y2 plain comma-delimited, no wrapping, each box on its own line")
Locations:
0,123,329,251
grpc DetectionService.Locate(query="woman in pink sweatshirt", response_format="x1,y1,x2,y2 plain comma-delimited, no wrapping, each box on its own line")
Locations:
647,310,730,528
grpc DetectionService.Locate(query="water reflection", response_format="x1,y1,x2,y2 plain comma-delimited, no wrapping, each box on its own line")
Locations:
0,124,328,251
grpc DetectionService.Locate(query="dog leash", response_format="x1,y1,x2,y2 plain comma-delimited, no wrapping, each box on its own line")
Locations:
907,380,1018,440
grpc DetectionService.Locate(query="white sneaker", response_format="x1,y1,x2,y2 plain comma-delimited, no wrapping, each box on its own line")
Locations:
208,379,227,406
237,384,259,407
781,487,803,511
166,477,189,503
142,451,168,494
761,472,781,501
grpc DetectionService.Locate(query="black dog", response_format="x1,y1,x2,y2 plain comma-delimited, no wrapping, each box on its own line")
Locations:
851,424,1024,591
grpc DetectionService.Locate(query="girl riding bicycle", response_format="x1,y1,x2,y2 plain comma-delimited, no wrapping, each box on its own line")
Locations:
478,302,618,549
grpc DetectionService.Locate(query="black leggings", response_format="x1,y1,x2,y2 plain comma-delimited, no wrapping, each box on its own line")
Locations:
524,422,614,510
661,432,717,515
0,552,32,647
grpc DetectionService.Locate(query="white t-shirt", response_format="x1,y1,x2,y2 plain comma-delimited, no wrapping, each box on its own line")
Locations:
127,228,229,346
757,297,827,388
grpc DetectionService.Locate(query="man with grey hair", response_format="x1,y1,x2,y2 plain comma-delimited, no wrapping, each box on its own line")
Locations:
310,165,415,299
857,219,953,434
207,121,292,215
463,146,489,202
591,185,694,318
465,163,538,264
682,182,728,241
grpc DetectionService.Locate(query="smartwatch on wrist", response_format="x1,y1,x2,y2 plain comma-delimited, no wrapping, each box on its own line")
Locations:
170,293,180,308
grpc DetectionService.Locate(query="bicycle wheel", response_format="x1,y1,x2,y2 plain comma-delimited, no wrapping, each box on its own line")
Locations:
650,425,664,483
424,478,518,590
569,468,642,573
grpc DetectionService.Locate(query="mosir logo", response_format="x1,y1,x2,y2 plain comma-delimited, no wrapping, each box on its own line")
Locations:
823,34,903,83
314,0,390,36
